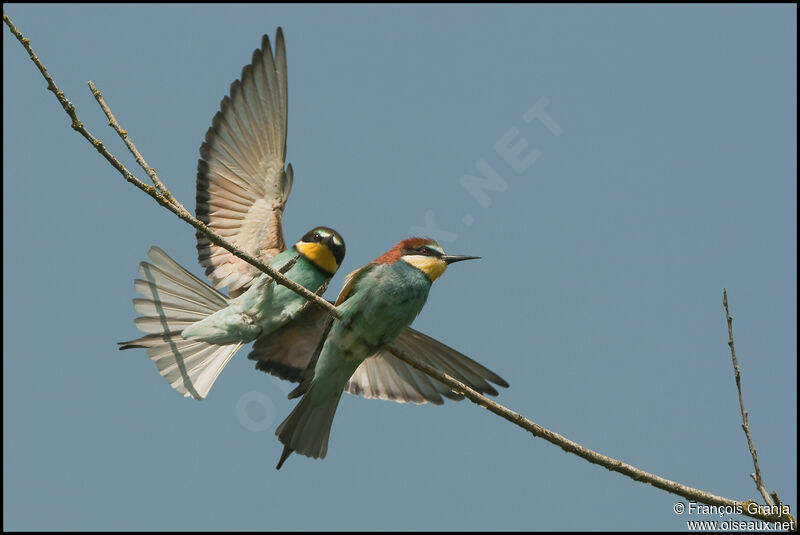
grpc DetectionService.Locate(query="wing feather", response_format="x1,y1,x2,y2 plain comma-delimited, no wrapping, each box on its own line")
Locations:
343,327,508,403
196,30,291,296
247,305,330,382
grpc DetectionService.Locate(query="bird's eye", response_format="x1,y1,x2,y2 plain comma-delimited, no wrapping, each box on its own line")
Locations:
312,233,321,241
418,247,431,256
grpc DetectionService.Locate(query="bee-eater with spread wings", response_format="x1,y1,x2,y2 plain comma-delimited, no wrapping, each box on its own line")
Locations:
120,31,347,399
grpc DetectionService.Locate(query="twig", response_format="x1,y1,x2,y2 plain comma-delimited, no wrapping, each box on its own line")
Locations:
88,81,185,211
4,12,794,527
723,289,775,507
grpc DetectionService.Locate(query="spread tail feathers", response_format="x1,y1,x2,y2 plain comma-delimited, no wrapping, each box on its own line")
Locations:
119,246,240,399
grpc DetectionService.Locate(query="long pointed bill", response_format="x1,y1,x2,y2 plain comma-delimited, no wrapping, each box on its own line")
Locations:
442,254,480,265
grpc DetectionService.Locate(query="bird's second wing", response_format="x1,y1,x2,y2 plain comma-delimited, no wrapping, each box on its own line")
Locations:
247,304,330,383
344,328,509,405
248,306,508,405
197,29,292,296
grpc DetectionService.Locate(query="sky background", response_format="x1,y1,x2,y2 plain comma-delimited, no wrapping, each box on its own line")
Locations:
3,4,796,531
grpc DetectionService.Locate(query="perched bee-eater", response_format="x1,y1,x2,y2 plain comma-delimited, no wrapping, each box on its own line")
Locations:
274,237,502,469
119,227,345,399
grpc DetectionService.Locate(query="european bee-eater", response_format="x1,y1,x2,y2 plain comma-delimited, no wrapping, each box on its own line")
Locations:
119,227,345,399
273,237,504,469
120,30,350,399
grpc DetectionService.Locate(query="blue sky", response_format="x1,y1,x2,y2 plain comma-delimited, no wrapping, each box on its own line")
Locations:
3,4,796,531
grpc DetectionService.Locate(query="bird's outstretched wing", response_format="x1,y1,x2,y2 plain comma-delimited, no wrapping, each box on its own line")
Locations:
196,29,292,297
247,306,508,404
345,329,508,405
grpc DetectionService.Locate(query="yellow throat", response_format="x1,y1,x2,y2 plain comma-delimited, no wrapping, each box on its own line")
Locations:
296,241,338,275
401,255,447,282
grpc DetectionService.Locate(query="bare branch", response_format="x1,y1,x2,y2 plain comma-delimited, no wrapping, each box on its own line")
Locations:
387,346,793,525
724,289,775,506
88,81,185,211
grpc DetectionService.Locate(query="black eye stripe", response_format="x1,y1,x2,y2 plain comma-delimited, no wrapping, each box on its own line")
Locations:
402,245,442,257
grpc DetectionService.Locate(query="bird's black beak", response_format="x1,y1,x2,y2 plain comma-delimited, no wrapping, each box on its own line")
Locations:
442,255,480,265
